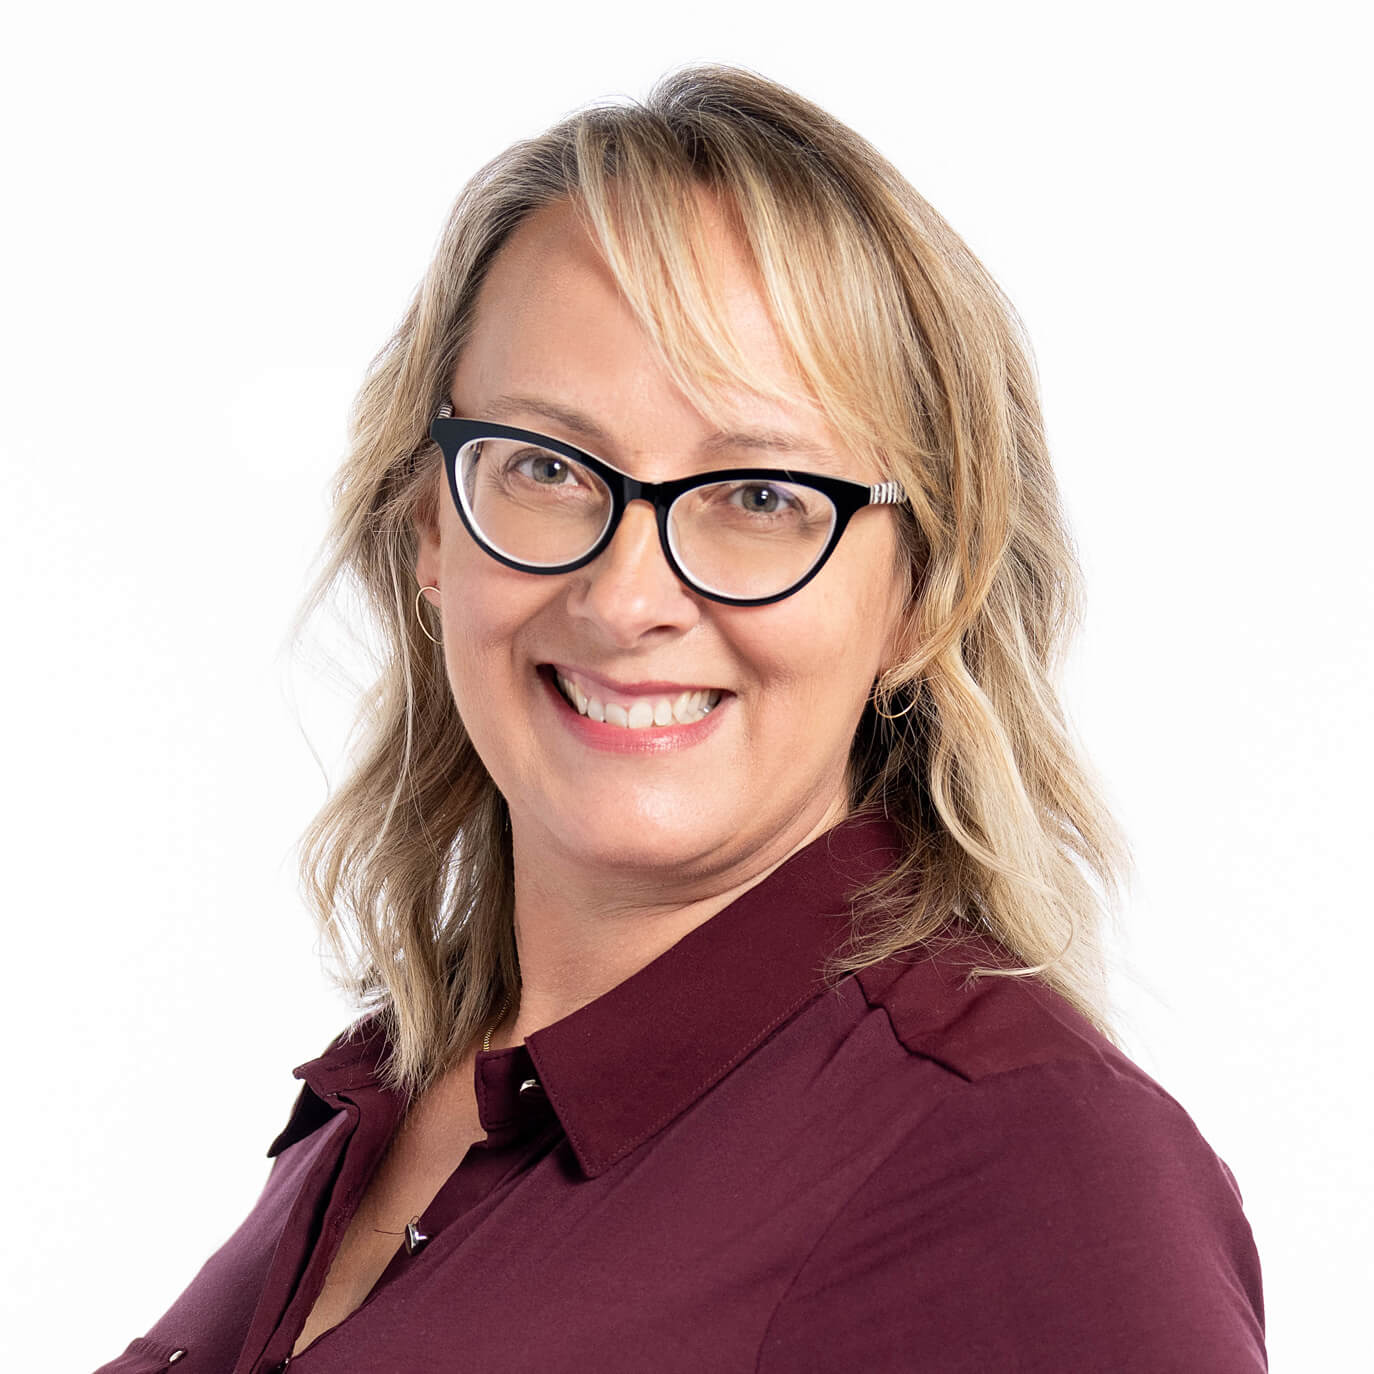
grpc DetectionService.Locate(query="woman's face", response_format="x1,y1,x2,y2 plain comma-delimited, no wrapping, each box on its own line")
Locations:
416,197,910,895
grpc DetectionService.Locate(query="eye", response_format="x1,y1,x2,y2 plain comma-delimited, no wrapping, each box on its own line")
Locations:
733,484,790,514
681,479,825,529
512,449,577,485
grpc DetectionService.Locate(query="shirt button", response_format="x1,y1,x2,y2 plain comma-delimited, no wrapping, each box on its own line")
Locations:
168,1356,186,1366
518,1076,541,1094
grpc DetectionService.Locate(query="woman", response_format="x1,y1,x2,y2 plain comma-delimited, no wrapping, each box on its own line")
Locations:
97,66,1266,1372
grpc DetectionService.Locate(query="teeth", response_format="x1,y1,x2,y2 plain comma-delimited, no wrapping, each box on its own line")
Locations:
554,671,722,729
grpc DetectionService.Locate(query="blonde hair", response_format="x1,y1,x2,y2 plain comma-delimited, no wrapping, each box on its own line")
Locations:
292,64,1130,1092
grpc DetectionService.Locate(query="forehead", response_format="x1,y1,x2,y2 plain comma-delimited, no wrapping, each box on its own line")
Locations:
451,198,869,479
466,193,762,360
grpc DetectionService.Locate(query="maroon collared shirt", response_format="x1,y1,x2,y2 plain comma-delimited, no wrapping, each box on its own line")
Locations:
96,819,1266,1373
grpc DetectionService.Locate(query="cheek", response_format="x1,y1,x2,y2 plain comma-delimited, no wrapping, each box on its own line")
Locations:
439,545,544,696
734,587,886,715
765,561,903,711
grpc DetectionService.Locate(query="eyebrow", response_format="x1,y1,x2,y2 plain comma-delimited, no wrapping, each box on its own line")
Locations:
478,392,848,474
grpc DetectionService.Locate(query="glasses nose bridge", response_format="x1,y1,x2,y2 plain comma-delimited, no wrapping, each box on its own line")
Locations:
614,469,674,513
606,472,681,574
570,483,699,637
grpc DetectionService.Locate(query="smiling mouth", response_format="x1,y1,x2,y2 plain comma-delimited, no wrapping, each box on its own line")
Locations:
543,666,724,730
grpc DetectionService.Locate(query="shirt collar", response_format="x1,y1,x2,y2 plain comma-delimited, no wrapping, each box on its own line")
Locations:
286,814,901,1176
521,814,901,1177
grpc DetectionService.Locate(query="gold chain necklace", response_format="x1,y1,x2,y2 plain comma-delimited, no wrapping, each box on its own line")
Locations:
380,994,512,1258
482,995,511,1054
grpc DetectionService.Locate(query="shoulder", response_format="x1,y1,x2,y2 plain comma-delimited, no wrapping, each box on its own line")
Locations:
849,936,1256,1252
856,932,1125,1083
754,940,1268,1371
266,1013,390,1158
849,933,1235,1181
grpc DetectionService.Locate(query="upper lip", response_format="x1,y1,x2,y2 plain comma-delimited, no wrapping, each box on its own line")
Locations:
545,663,729,697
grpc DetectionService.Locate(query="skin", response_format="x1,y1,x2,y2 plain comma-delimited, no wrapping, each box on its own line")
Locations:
414,194,910,1044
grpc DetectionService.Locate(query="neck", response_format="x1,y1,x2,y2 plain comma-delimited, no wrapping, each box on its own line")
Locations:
496,796,848,1046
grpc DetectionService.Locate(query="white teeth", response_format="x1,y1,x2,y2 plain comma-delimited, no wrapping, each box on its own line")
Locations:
555,671,721,730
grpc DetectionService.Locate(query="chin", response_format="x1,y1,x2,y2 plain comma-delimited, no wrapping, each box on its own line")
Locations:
535,794,737,877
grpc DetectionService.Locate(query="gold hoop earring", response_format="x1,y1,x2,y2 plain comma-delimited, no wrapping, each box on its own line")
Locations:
872,678,920,721
415,583,442,645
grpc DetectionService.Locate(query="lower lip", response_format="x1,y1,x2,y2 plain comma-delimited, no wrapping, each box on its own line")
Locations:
539,669,730,755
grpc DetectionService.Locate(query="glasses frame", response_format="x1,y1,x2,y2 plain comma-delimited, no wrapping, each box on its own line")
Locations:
428,405,907,607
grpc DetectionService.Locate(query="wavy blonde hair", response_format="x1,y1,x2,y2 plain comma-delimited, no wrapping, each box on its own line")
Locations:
292,64,1129,1092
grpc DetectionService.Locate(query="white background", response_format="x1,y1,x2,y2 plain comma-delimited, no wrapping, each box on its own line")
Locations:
2,2,1368,1368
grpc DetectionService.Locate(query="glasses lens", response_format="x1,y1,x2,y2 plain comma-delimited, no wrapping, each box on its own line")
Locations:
457,437,613,567
668,479,838,601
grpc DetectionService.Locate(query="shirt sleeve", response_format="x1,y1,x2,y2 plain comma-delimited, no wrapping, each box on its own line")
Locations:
756,1058,1267,1373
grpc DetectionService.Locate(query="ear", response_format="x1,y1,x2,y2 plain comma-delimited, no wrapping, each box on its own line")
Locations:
412,501,442,600
879,598,919,680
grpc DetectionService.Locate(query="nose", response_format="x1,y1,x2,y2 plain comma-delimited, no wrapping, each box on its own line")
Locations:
564,500,701,646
